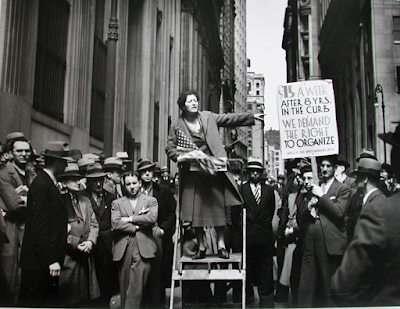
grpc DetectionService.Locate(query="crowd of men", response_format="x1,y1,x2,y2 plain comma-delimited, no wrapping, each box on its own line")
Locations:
274,124,400,307
0,132,176,308
1,124,400,308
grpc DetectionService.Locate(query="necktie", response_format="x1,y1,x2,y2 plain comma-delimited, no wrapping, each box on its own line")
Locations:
254,185,261,204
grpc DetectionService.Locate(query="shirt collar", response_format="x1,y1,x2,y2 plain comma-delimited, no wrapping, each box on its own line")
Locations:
363,188,379,205
43,168,57,186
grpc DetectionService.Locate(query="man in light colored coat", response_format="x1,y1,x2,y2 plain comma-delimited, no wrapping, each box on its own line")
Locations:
111,172,158,309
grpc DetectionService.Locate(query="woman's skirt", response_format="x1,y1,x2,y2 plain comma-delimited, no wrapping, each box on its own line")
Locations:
180,171,226,227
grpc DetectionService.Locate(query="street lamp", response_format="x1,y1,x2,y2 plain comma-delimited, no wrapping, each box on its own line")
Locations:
374,84,386,162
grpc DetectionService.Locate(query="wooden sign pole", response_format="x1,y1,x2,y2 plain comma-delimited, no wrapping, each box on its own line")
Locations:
311,156,319,185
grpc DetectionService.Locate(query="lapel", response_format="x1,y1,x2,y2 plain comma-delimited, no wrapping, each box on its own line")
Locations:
41,171,66,212
198,111,209,136
243,183,258,216
135,194,149,215
75,195,85,221
324,178,339,198
365,189,382,205
121,196,135,217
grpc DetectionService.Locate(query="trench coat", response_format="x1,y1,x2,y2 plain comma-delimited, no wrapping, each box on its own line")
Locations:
0,163,33,304
58,193,100,305
165,111,255,213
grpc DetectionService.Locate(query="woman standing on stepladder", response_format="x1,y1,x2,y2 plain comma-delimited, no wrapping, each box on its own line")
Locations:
165,89,264,259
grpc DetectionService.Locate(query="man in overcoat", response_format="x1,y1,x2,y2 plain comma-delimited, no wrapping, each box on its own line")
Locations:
0,133,33,305
18,141,70,307
331,124,400,306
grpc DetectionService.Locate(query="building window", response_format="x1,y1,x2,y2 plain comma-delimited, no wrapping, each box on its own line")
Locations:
256,90,260,96
33,0,70,122
256,82,260,88
396,66,400,93
90,0,107,141
394,16,400,44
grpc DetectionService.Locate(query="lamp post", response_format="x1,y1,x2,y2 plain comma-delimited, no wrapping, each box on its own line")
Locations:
374,84,386,162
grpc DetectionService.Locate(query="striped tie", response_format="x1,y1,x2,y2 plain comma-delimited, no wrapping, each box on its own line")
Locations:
254,185,261,204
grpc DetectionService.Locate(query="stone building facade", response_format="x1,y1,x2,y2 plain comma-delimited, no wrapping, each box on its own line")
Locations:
0,0,246,169
282,0,400,166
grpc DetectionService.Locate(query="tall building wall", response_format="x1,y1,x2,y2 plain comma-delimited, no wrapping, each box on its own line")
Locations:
0,0,237,169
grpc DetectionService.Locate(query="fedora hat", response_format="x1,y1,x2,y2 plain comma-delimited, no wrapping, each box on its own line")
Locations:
69,149,82,161
356,148,377,162
336,155,350,169
78,157,96,170
41,141,70,160
82,153,100,162
137,158,157,171
161,166,169,173
379,123,400,149
58,162,82,180
352,158,382,178
246,157,263,170
292,157,311,174
116,151,132,163
317,154,337,166
86,162,107,178
103,157,124,172
153,163,162,175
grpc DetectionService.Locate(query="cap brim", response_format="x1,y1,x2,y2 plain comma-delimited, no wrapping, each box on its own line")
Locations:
58,173,83,180
41,152,74,161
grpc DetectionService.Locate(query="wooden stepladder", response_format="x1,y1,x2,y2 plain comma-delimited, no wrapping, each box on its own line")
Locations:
169,159,247,309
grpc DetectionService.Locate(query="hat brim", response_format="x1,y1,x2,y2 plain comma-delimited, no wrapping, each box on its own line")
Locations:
378,132,400,149
336,160,350,169
245,165,264,170
137,163,157,171
41,152,73,161
86,172,107,178
351,169,381,178
58,172,83,180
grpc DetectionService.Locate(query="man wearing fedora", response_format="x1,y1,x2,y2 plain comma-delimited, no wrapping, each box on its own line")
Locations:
0,132,34,305
334,155,357,197
137,158,176,308
103,157,124,199
19,141,70,307
57,162,100,306
332,124,400,306
347,158,386,243
232,157,275,307
298,155,351,307
83,162,119,306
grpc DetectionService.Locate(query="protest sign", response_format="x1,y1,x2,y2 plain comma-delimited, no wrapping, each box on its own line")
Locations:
276,80,339,159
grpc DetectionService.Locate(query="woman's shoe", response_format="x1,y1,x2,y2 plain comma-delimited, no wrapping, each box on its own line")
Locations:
218,248,229,259
192,249,206,260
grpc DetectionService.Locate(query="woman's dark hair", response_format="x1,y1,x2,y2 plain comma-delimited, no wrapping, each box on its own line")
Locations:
177,90,199,111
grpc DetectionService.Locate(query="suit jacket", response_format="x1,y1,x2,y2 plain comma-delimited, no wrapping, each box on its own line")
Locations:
152,182,176,237
309,179,351,255
83,189,115,252
331,192,399,306
343,176,357,197
236,181,276,246
20,171,68,269
166,111,255,207
111,194,158,261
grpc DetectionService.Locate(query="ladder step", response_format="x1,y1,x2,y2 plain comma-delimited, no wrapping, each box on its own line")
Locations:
172,269,246,281
178,252,242,265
